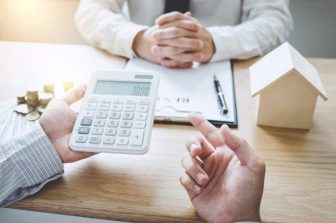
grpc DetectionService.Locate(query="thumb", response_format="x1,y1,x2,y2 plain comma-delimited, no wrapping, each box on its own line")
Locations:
62,85,86,105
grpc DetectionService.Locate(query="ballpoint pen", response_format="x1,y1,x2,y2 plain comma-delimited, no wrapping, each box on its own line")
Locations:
213,74,228,115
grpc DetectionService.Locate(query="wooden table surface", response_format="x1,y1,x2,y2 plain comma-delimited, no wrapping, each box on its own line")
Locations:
1,42,336,223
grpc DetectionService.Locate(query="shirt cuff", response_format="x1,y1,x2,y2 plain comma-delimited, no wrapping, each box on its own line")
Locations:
208,26,238,62
114,23,149,59
4,122,64,187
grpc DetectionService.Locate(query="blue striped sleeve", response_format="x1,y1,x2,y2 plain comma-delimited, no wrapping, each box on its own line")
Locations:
0,122,64,207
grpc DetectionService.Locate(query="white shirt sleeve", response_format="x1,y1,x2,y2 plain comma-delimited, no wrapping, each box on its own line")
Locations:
74,0,149,58
208,0,293,62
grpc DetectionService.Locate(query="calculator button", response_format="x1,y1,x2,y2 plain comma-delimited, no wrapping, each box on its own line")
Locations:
91,127,104,135
118,128,131,137
112,99,124,104
116,137,129,145
81,118,93,126
94,119,106,127
111,104,122,111
88,98,97,103
89,135,101,144
137,104,149,112
124,104,135,112
100,99,111,104
83,110,95,118
109,112,121,119
130,129,144,146
120,120,132,128
134,121,146,129
98,103,109,111
107,120,119,127
86,102,97,110
96,111,108,118
78,127,90,134
76,134,88,143
102,136,115,145
105,127,117,136
139,100,150,105
135,113,147,121
126,100,136,104
122,112,134,120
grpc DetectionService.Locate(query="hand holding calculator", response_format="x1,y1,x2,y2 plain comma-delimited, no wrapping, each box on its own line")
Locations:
69,71,159,154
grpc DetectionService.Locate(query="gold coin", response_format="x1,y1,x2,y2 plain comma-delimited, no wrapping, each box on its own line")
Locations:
43,83,55,95
26,90,39,101
26,111,40,121
26,88,38,95
14,104,31,115
63,81,74,92
26,98,39,107
17,94,26,104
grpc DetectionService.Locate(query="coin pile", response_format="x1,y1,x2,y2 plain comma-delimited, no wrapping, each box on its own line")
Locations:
13,81,74,121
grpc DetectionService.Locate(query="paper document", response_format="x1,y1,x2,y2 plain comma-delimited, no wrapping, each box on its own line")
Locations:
124,59,238,127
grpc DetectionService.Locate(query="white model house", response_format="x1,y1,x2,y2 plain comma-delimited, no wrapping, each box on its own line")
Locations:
249,42,328,130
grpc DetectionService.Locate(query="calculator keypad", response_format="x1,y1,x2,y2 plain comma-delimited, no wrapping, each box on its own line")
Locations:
75,98,149,149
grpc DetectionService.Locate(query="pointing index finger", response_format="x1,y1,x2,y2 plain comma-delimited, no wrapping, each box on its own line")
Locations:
189,113,225,148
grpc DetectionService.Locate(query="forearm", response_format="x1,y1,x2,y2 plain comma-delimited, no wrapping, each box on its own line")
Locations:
0,123,63,207
74,0,148,58
208,0,292,62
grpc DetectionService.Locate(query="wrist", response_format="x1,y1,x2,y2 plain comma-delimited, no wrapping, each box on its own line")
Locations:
209,210,261,223
132,29,147,58
203,29,216,63
39,119,64,163
231,211,261,223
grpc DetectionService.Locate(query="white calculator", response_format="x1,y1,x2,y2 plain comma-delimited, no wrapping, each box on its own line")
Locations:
69,71,159,154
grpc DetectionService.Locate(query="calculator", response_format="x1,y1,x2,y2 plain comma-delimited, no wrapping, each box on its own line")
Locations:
69,71,159,154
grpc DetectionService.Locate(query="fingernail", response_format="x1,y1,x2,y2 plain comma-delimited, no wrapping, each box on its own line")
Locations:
198,41,204,48
198,53,204,61
190,143,198,155
197,173,205,183
194,185,201,193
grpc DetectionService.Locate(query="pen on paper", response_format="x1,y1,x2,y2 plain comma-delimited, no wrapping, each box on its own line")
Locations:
213,74,228,115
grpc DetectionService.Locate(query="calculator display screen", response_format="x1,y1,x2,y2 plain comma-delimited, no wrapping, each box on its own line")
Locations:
95,80,151,96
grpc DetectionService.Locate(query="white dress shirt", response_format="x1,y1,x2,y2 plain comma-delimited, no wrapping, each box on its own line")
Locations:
74,0,292,62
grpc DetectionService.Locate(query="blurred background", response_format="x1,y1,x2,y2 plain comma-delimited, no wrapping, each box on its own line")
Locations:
0,0,335,58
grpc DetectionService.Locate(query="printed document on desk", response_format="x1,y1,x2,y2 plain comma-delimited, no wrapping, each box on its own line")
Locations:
124,59,238,127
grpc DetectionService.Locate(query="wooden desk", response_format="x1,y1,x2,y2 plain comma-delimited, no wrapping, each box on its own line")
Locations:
1,42,336,223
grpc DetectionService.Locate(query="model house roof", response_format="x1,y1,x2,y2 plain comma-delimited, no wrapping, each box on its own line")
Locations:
249,42,328,100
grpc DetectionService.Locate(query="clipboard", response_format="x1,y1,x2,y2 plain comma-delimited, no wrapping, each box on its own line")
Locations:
124,59,238,128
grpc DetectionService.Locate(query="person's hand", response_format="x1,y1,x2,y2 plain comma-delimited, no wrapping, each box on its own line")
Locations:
133,23,198,69
153,12,216,68
180,113,265,223
39,85,95,163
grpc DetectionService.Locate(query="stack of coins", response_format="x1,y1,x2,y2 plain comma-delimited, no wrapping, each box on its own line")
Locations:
26,89,39,108
16,93,26,104
13,81,74,121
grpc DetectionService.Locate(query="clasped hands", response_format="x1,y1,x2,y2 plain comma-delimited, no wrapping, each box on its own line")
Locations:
133,12,215,68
